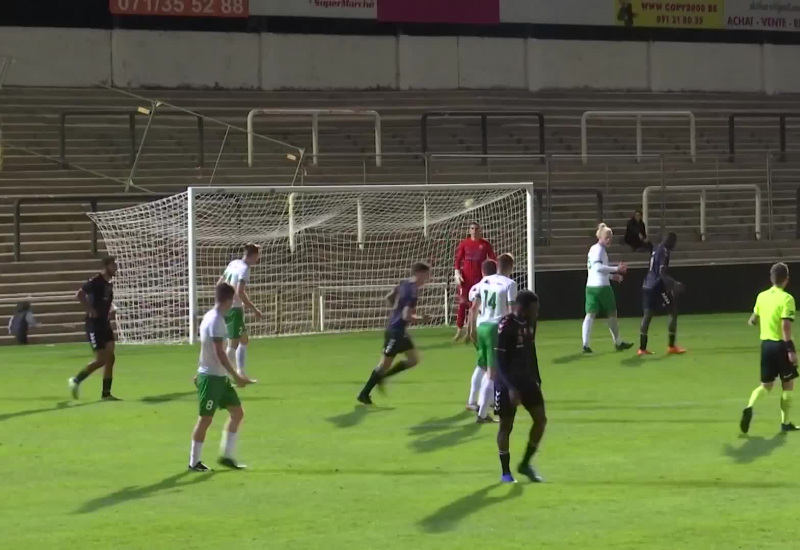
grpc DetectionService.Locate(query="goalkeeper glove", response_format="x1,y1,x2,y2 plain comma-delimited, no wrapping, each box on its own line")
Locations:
454,269,463,286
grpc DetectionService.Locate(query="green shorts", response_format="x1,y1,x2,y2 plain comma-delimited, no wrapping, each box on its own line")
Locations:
196,374,241,417
225,307,246,339
585,286,617,315
476,322,499,369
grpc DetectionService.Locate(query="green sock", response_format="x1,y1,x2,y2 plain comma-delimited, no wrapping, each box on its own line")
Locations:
747,385,769,408
781,391,793,424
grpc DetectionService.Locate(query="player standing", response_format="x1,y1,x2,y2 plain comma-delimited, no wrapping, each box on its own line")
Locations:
582,223,632,353
467,254,517,423
357,262,431,405
740,263,800,434
219,243,263,377
453,222,496,342
189,282,256,472
495,290,547,484
68,256,119,401
638,232,686,355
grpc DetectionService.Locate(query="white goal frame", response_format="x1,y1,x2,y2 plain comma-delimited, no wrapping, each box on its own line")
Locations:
187,183,536,344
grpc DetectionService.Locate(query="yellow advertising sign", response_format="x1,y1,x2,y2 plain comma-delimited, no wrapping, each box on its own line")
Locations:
616,0,725,28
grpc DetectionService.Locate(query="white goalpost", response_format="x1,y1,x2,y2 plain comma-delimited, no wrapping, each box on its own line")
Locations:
88,183,536,344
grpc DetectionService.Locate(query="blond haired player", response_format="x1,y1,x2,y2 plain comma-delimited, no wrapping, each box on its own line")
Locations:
219,243,263,376
583,223,632,353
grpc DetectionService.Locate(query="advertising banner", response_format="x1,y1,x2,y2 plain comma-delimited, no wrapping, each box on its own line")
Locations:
725,0,800,31
614,1,724,28
378,0,500,24
248,0,376,18
110,0,249,17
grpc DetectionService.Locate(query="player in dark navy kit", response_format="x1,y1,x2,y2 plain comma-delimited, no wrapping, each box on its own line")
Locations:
638,233,686,356
68,256,120,401
495,290,547,484
357,262,431,405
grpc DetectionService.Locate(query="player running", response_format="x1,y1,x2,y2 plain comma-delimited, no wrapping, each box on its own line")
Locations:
189,282,256,472
638,232,686,355
453,222,496,342
68,256,120,401
218,243,263,377
467,254,517,423
495,290,547,484
582,223,632,353
740,262,800,434
357,262,431,405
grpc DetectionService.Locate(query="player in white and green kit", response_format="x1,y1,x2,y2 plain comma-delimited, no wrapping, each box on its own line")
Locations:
467,253,517,423
583,223,633,353
219,243,263,377
189,282,255,472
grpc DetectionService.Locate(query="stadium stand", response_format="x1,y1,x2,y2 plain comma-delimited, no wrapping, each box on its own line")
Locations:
3,86,800,343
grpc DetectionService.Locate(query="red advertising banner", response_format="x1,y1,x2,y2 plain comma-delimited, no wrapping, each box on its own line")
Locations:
377,0,500,24
110,0,249,17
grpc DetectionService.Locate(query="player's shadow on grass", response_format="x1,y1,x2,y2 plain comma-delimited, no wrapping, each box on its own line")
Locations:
552,352,591,365
409,410,472,436
326,405,394,428
418,483,523,533
619,353,678,368
722,433,787,464
75,470,223,514
409,421,482,453
140,391,195,404
0,400,98,423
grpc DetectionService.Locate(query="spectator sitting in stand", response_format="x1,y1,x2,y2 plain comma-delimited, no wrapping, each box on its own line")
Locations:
625,210,653,252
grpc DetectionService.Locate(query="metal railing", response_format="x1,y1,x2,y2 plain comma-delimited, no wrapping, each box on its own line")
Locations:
535,187,604,245
247,109,381,167
728,112,800,162
642,184,762,241
421,111,546,165
59,109,206,170
8,194,167,261
581,110,696,163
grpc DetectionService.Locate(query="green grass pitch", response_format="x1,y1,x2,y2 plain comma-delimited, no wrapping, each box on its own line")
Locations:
2,313,799,549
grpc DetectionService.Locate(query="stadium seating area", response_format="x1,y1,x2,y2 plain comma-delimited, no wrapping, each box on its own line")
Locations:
3,86,800,343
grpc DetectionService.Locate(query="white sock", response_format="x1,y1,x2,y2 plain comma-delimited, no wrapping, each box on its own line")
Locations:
608,317,621,345
582,314,595,347
189,440,203,466
478,375,495,418
235,344,247,376
226,346,236,369
221,430,238,459
468,367,483,405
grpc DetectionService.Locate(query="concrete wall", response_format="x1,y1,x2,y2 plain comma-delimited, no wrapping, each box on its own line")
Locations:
0,28,111,87
529,40,649,90
650,42,763,92
262,33,395,89
4,27,800,93
112,30,259,89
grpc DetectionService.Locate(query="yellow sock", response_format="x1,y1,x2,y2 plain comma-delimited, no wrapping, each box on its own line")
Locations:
781,391,793,424
747,385,769,408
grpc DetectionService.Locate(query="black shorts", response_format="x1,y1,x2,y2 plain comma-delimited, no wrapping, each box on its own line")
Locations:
86,319,115,351
760,340,799,384
643,286,675,312
383,329,413,357
494,370,545,419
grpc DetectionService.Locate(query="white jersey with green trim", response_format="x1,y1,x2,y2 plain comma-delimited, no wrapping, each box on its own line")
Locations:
198,308,228,377
222,259,250,308
469,274,517,327
586,243,615,287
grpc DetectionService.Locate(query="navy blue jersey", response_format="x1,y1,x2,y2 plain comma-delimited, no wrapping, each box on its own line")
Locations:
386,280,418,332
643,245,670,291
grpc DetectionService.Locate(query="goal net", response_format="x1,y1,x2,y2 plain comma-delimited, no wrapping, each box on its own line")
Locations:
88,184,534,344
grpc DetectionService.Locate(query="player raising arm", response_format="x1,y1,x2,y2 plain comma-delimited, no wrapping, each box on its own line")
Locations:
218,243,263,377
357,262,431,405
495,290,547,484
68,256,120,401
189,282,256,472
582,223,632,353
453,222,496,342
639,232,686,355
740,263,800,434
